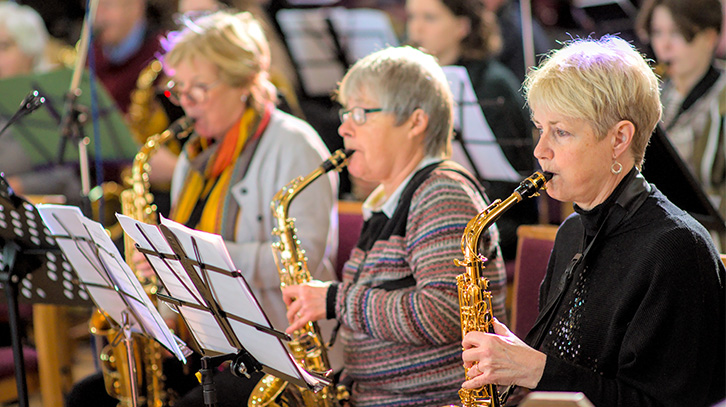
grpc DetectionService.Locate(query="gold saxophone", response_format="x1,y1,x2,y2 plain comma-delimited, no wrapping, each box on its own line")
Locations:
454,171,551,407
248,149,353,407
89,116,195,407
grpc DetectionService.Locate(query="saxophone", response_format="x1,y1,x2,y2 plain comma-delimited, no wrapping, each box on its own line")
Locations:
89,117,195,407
248,149,353,407
455,171,551,407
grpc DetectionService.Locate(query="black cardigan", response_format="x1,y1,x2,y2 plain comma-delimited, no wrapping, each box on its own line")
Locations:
528,169,725,406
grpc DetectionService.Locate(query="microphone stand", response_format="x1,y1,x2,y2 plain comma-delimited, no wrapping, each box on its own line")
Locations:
58,0,99,217
0,91,46,139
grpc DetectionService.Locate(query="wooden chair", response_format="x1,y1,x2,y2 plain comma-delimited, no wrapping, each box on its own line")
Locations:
510,224,559,339
336,200,364,280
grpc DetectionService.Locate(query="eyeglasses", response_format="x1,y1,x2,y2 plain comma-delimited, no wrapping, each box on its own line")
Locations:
338,107,384,125
164,79,221,106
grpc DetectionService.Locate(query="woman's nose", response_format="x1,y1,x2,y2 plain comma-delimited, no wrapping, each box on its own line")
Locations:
533,132,552,161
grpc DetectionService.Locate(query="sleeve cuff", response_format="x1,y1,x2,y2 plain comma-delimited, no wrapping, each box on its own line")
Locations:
326,282,339,320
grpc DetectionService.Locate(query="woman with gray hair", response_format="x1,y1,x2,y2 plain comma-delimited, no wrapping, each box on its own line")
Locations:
282,46,507,406
0,2,82,205
0,1,51,78
461,36,725,407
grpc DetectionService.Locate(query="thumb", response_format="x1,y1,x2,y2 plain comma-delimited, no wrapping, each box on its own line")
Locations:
491,317,511,336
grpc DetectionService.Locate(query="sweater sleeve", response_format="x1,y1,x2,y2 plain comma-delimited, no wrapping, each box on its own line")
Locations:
535,225,725,407
333,172,507,345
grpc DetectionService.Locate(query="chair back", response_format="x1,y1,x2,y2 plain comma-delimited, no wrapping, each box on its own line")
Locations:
511,224,558,338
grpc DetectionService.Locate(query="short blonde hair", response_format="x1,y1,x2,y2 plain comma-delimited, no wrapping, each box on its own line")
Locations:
523,36,662,169
336,46,453,157
162,10,275,106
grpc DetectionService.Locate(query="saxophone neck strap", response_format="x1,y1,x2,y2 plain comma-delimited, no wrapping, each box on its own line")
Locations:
524,169,651,350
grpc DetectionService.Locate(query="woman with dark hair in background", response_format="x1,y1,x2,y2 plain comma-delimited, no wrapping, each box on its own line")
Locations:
636,0,726,233
406,0,538,260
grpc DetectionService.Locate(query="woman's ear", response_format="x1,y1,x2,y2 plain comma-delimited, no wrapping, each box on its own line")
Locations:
407,108,429,139
456,16,472,42
612,120,635,159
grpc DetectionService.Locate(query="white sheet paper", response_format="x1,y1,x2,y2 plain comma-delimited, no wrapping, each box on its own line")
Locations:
117,214,325,388
277,7,399,96
37,204,187,363
443,65,521,182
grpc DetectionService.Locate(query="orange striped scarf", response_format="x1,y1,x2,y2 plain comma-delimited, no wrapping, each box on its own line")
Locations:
170,107,258,234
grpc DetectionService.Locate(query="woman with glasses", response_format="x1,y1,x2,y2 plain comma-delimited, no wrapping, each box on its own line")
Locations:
281,46,507,406
66,10,339,407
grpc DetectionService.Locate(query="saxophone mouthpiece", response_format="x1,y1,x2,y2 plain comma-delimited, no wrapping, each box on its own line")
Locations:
542,171,553,181
321,149,354,173
168,116,195,135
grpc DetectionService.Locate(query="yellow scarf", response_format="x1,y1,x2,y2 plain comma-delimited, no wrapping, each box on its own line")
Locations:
171,108,256,233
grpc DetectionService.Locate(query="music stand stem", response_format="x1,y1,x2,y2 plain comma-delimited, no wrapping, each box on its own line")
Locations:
1,241,29,407
119,311,139,407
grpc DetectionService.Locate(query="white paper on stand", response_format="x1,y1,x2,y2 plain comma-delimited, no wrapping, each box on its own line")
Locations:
117,214,328,389
277,7,399,96
36,204,187,362
443,65,521,182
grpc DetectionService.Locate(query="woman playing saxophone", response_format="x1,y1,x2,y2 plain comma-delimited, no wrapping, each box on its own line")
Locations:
461,36,725,407
281,46,507,407
67,10,339,407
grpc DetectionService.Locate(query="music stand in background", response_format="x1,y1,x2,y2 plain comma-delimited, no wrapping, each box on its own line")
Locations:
36,204,188,407
642,125,726,235
442,66,521,183
118,214,330,407
0,68,136,171
276,7,399,98
0,175,90,407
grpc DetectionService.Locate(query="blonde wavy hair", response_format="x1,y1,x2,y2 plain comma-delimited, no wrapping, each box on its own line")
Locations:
162,10,276,107
524,36,662,169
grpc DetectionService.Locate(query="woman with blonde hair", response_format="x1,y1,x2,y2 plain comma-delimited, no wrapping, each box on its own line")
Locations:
67,10,339,407
460,35,725,407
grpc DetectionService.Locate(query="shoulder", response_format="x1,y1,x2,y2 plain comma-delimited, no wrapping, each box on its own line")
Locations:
260,109,327,155
411,161,487,211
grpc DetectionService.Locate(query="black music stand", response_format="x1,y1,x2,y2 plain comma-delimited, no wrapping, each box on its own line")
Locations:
36,204,189,407
117,214,330,407
0,175,90,407
276,7,399,98
642,125,726,234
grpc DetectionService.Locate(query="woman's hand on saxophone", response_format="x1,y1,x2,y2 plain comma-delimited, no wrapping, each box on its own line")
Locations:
461,318,547,390
281,280,331,334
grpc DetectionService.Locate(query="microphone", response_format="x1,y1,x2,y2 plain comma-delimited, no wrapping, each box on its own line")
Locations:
0,90,46,138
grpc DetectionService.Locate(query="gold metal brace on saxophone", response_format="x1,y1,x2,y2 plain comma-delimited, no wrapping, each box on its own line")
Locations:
248,148,353,407
454,171,551,407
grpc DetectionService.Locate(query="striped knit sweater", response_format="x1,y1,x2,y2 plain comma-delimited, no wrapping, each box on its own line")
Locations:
330,162,507,406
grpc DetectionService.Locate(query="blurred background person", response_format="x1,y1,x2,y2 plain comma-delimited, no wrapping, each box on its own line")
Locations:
281,46,507,406
482,0,553,83
91,0,164,115
461,36,725,407
66,10,340,407
406,0,537,261
636,0,726,233
0,1,82,205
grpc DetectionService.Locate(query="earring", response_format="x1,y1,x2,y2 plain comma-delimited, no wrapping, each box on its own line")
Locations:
611,160,623,174
241,93,248,103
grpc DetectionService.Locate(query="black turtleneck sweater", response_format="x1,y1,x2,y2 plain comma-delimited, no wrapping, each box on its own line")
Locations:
527,169,725,406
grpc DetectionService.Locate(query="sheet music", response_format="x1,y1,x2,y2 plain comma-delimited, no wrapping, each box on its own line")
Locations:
443,65,521,182
277,7,399,96
36,205,187,362
118,214,328,388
